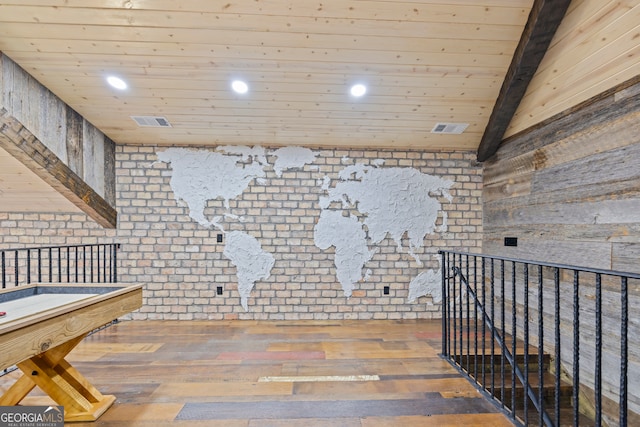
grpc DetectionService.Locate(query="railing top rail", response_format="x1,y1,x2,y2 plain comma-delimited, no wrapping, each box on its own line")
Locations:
0,243,120,253
439,249,640,280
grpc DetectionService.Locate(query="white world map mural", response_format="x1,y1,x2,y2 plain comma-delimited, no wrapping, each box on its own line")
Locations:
155,146,453,310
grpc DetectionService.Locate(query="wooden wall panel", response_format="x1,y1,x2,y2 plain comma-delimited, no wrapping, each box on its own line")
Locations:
531,139,640,194
483,238,613,270
0,53,116,226
2,54,67,160
612,243,640,272
484,76,640,419
103,135,115,207
82,122,104,197
65,105,84,177
484,77,640,273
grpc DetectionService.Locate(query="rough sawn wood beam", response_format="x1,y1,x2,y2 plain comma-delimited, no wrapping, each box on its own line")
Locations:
0,109,117,228
476,0,572,162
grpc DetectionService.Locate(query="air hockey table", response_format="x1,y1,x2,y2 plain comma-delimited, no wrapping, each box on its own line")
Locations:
0,283,143,422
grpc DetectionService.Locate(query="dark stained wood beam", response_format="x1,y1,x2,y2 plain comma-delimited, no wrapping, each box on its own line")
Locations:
0,108,117,228
476,0,572,162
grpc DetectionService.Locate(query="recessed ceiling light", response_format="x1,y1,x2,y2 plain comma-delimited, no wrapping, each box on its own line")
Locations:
106,76,127,90
350,84,367,97
231,80,249,94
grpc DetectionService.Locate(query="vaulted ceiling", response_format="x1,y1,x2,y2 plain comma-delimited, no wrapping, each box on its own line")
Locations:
0,0,536,152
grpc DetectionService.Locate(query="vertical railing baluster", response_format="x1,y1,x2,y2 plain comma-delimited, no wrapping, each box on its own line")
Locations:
83,246,87,282
103,244,107,283
105,244,113,283
57,247,62,282
441,251,448,356
90,246,94,283
473,255,478,381
490,258,495,398
500,259,506,409
481,257,486,388
572,270,580,427
1,251,5,289
538,265,545,426
458,253,464,368
511,261,517,414
554,267,561,426
108,244,112,282
450,252,454,359
620,277,628,427
75,246,79,282
114,243,119,283
452,255,456,363
595,273,602,427
466,253,471,373
26,249,31,284
448,251,451,357
523,263,529,425
66,246,70,282
14,250,19,287
452,253,458,365
48,247,52,282
37,248,42,282
97,245,101,283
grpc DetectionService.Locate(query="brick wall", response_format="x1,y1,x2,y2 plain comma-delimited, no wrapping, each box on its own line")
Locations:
0,145,482,320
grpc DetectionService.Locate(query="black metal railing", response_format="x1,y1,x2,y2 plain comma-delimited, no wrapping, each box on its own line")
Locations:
0,243,119,288
440,250,640,427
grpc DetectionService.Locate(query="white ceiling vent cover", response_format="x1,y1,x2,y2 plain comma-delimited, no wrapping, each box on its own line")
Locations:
131,116,172,127
431,122,468,134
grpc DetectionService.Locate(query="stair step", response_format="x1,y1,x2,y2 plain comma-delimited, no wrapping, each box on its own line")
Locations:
485,373,573,405
452,352,550,372
451,337,547,355
485,379,594,426
460,354,591,423
451,327,598,426
513,405,595,427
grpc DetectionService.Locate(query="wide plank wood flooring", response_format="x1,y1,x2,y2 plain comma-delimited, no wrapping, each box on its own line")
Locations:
0,320,515,426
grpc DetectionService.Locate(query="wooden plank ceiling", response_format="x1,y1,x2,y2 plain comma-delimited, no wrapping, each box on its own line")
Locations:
0,0,533,151
0,0,538,216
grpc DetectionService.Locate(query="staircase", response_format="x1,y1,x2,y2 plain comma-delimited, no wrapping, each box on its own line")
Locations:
440,250,637,427
451,328,594,426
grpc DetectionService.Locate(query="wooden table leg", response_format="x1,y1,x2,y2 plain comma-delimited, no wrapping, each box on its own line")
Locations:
0,374,37,405
0,333,116,422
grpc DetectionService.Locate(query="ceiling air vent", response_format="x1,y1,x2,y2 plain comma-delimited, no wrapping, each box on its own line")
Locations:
431,122,468,134
131,116,172,127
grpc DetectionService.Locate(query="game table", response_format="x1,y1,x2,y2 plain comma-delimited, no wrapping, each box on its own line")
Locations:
0,283,143,422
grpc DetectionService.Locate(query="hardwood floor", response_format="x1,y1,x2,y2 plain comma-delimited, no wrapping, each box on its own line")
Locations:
0,320,515,426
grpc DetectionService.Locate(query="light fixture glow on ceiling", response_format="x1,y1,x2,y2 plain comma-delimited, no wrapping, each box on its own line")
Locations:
106,76,127,90
231,80,249,94
350,84,367,97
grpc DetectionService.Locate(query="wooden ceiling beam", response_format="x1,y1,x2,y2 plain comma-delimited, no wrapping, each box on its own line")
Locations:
476,0,571,162
0,109,117,228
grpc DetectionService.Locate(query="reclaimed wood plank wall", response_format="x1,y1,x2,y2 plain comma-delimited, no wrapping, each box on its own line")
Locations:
0,53,115,207
483,75,640,420
483,76,640,273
